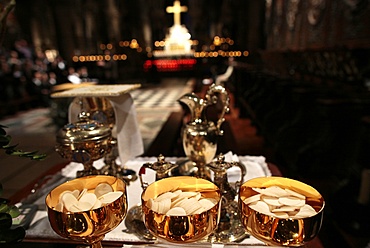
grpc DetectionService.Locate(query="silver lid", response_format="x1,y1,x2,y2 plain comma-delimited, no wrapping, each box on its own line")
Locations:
56,111,111,144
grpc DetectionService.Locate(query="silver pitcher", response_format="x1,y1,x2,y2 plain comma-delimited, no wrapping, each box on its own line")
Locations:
178,83,230,179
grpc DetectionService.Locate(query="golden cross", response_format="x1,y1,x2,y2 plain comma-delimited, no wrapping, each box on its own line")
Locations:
166,0,188,26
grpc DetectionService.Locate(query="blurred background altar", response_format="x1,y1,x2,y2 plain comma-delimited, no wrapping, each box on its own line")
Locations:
0,0,370,247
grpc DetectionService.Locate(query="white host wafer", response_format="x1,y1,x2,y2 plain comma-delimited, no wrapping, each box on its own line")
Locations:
79,193,97,206
157,198,172,214
71,189,80,199
261,186,289,197
166,207,187,216
61,192,78,211
273,211,290,218
199,198,217,210
59,190,72,202
271,205,298,212
295,204,317,218
155,191,177,202
171,196,188,208
278,196,305,207
95,183,113,198
77,201,94,212
55,186,123,213
147,189,218,216
244,185,318,219
243,194,261,205
285,188,306,200
99,191,123,204
249,200,270,215
55,202,64,212
261,195,282,206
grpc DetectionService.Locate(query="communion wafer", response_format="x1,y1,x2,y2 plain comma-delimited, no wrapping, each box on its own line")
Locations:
77,201,94,212
244,177,321,199
278,196,305,207
77,188,87,200
146,189,218,216
99,191,123,204
79,193,97,206
78,192,97,211
59,190,73,202
94,182,113,198
157,197,172,214
273,211,290,218
295,204,317,218
92,199,102,209
271,205,298,212
199,198,217,210
54,185,123,213
55,202,64,212
249,200,271,215
285,188,305,199
71,189,80,198
180,198,203,215
261,195,281,206
155,192,177,202
243,185,318,219
147,199,159,212
171,196,188,208
177,191,199,199
61,192,78,211
166,207,187,216
242,194,260,205
256,186,289,197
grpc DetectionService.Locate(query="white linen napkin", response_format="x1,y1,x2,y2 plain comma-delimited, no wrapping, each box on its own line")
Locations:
107,93,144,164
221,151,271,183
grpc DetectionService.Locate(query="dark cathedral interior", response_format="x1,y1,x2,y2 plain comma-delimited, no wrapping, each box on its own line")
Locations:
0,0,370,247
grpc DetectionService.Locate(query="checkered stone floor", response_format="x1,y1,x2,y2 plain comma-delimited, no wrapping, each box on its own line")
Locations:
131,78,194,110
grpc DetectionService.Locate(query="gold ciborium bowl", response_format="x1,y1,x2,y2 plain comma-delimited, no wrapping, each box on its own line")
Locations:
239,176,325,247
45,175,127,248
141,176,221,243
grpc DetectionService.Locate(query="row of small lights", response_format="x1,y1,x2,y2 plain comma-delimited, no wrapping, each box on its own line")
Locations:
98,36,231,50
195,50,249,58
154,40,199,47
212,36,234,46
99,39,144,51
73,37,248,62
72,54,127,63
72,50,249,62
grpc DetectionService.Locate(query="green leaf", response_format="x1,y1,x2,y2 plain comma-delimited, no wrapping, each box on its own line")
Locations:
0,125,47,160
11,151,37,156
0,204,9,213
31,154,47,160
2,144,18,150
8,206,20,218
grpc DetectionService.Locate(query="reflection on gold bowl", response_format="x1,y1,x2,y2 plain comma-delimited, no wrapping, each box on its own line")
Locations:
45,175,127,247
239,176,325,247
141,176,221,243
